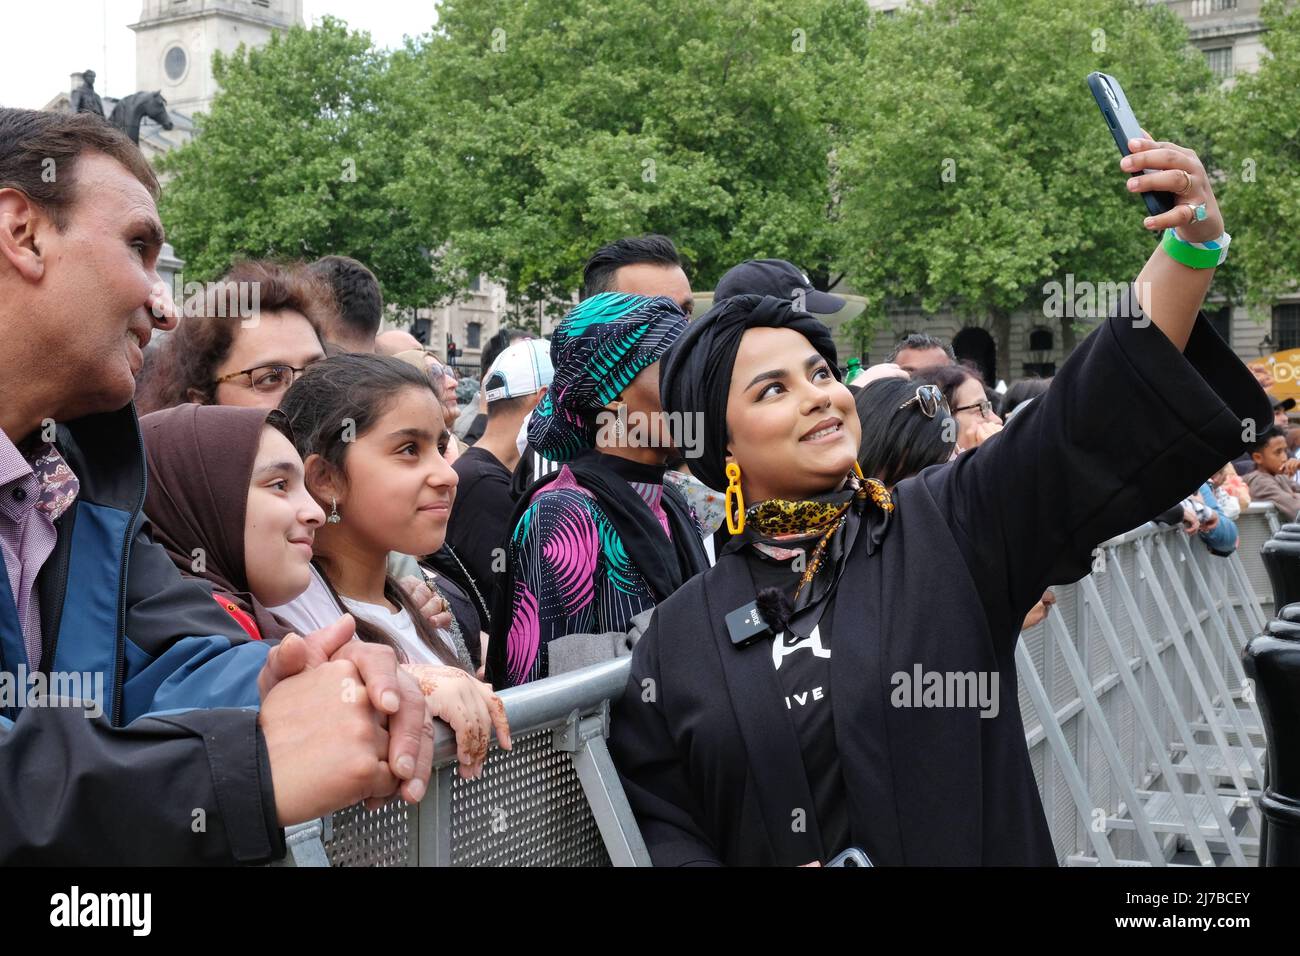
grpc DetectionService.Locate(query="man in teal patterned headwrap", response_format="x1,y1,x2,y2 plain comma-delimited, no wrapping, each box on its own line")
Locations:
486,293,709,687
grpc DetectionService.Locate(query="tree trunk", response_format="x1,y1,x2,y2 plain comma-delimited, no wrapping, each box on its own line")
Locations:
991,306,1012,384
1059,313,1077,363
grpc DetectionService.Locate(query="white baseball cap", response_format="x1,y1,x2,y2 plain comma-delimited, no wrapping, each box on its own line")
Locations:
483,338,553,402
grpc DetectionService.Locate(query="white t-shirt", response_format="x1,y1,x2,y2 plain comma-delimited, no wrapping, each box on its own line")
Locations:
269,565,342,636
270,565,453,666
340,596,447,667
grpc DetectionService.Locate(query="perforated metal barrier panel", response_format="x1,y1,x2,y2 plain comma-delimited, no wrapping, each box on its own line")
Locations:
324,803,414,867
449,728,611,867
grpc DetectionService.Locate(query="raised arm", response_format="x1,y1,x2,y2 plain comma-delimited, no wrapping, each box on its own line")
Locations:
1124,134,1224,351
916,137,1269,644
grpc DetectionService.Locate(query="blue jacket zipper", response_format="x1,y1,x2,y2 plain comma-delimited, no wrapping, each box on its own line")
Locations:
111,417,148,727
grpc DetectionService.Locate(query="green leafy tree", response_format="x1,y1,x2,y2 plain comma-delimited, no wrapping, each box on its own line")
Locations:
395,0,862,313
1211,0,1300,322
833,0,1218,378
157,16,444,308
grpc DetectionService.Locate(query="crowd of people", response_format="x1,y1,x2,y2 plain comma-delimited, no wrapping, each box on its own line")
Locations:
0,106,1272,865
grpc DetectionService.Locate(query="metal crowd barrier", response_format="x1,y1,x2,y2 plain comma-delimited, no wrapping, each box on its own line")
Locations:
278,505,1278,867
277,657,648,867
1016,505,1274,866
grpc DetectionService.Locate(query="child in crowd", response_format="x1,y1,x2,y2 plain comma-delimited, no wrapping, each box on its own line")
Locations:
275,354,476,672
1243,427,1300,522
141,402,509,773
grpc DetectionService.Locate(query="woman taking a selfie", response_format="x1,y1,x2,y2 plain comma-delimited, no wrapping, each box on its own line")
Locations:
608,135,1268,866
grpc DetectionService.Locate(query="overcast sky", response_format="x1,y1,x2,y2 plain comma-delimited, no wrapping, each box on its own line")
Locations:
0,0,440,108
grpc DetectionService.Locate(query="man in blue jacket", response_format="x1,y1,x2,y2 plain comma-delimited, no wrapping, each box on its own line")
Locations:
0,108,437,863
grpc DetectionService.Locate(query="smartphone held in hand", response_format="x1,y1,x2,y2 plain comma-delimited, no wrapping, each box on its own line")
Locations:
1087,71,1176,218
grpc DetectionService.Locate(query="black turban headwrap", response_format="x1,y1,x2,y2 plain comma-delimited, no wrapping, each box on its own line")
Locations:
659,293,841,491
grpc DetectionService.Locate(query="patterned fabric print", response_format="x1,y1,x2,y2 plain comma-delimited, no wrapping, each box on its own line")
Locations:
746,498,848,537
527,292,687,463
664,469,726,537
745,476,894,537
28,443,80,521
626,481,670,536
505,466,663,685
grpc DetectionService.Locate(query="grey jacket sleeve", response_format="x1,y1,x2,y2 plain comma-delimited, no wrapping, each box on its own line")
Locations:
0,704,285,865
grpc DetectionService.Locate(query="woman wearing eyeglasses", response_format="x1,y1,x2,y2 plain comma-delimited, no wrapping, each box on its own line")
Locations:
135,260,328,413
608,135,1269,866
912,363,1004,454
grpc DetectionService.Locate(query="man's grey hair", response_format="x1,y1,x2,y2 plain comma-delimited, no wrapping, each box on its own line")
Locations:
887,333,956,364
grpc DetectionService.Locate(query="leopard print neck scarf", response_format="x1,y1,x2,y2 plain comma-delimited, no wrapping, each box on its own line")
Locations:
744,475,894,603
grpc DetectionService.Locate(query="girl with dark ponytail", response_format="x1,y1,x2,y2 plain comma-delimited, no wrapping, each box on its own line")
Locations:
274,353,474,671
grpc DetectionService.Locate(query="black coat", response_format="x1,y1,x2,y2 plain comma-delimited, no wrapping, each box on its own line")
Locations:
609,295,1269,866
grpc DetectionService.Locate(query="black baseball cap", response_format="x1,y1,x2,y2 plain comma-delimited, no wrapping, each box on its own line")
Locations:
1270,393,1296,412
714,259,846,315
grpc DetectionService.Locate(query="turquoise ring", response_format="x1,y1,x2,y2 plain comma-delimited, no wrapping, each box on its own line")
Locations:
1185,202,1208,221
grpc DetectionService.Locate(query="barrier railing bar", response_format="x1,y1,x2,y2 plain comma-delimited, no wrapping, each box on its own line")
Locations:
1227,548,1270,637
1045,609,1167,863
1081,574,1220,865
1182,539,1265,738
1104,545,1248,865
1178,535,1258,711
417,767,452,866
571,733,652,867
1154,536,1266,785
1015,639,1119,865
1136,541,1259,817
278,514,1281,868
282,819,330,867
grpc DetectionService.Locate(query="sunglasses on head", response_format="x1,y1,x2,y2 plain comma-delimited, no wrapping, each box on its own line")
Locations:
897,384,948,419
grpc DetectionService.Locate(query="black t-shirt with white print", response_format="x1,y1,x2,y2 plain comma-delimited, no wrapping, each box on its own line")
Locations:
742,543,851,860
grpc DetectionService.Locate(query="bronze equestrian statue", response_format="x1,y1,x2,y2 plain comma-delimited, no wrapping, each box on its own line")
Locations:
108,90,175,145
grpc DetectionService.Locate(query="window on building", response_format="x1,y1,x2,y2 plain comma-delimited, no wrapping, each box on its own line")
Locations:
1191,0,1239,14
252,0,272,8
1204,46,1234,80
1274,304,1300,352
1023,362,1056,378
164,46,188,82
1207,305,1232,345
468,274,482,293
467,322,482,350
1027,328,1053,352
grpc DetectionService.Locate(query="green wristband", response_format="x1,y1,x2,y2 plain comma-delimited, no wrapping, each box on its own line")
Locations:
1161,228,1227,269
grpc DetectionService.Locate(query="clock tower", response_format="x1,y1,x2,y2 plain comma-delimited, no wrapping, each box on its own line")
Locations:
129,0,303,117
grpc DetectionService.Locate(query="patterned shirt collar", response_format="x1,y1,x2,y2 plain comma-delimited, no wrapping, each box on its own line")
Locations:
0,428,80,522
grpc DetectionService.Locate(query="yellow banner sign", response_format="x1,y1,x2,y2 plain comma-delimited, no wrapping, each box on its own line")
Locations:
1253,350,1300,406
